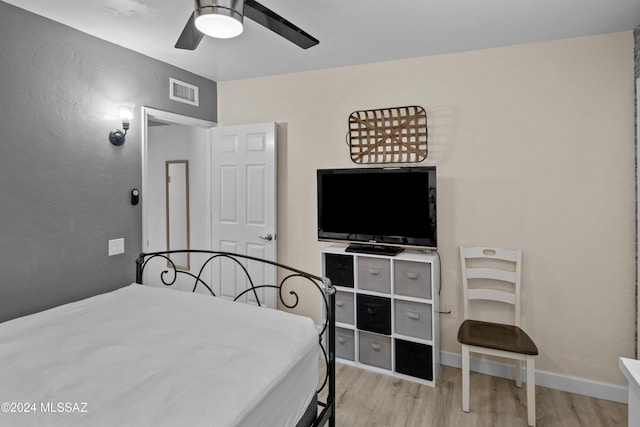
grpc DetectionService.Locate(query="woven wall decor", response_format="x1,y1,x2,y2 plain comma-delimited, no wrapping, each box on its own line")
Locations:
347,105,427,164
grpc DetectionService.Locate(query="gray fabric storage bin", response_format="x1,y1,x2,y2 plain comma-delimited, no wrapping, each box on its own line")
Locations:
335,327,355,361
358,331,392,370
357,257,391,293
394,300,432,340
335,291,355,325
394,260,432,299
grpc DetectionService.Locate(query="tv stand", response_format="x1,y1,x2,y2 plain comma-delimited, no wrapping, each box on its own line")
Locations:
345,244,404,256
322,245,440,386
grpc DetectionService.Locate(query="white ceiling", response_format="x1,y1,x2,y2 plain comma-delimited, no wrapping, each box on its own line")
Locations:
4,0,640,82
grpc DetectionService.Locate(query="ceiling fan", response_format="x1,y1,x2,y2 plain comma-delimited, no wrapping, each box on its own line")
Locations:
175,0,319,50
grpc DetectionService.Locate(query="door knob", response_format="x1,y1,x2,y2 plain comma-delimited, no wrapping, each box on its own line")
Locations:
258,233,273,242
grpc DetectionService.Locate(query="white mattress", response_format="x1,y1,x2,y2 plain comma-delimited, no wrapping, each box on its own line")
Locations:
0,284,319,426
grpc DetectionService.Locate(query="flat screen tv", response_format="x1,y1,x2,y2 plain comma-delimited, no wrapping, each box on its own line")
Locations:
317,167,436,254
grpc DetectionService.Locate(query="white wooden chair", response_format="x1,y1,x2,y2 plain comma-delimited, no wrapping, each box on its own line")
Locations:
457,246,538,427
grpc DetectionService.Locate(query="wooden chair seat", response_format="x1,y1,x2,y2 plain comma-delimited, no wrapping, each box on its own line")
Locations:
457,319,538,355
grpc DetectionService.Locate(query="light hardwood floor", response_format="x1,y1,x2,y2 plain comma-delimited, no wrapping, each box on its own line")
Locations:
320,363,627,427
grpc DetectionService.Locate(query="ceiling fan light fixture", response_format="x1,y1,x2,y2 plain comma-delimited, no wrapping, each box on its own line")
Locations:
195,0,244,39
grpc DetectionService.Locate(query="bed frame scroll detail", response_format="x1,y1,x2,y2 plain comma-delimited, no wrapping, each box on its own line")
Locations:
135,249,336,427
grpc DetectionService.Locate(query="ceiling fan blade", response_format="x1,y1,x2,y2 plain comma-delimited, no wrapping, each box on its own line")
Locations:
175,12,205,50
244,0,319,49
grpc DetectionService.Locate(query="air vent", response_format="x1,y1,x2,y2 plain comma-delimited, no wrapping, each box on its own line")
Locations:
169,78,199,106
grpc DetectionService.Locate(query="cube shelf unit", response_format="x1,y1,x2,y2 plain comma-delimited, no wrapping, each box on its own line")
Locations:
322,245,440,386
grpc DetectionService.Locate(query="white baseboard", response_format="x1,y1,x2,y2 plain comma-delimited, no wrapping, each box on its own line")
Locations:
440,351,628,404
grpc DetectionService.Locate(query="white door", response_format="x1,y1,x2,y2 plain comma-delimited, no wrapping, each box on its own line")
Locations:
211,122,277,308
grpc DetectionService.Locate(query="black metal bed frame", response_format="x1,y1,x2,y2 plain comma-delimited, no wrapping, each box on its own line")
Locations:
135,249,336,427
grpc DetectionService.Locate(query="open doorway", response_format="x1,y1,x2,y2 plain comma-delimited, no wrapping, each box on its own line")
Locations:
141,107,216,292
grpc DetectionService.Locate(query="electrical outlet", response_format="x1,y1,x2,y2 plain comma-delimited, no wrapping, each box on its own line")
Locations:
445,304,456,319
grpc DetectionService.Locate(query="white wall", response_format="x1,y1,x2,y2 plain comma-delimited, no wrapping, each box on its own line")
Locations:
218,32,636,387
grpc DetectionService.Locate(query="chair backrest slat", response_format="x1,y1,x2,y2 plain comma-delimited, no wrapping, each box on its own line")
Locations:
465,267,516,284
468,289,516,305
460,246,523,326
461,246,519,262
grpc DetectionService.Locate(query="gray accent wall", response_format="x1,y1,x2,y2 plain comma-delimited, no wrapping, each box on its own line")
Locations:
0,2,217,322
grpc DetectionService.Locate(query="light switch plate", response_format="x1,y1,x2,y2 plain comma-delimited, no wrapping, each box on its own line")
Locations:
108,238,125,256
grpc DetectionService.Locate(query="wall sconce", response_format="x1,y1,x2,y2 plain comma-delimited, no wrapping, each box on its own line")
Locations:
109,108,133,146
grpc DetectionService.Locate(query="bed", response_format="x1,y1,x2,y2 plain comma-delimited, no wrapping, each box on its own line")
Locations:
0,250,336,427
